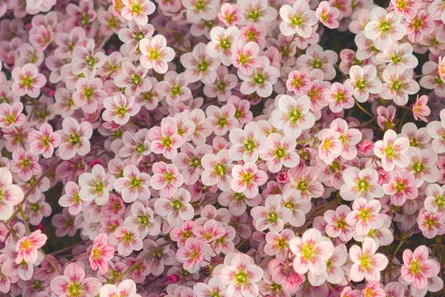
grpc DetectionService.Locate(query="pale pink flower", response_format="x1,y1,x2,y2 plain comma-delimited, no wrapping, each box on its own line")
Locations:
201,149,233,191
89,233,115,274
417,208,445,239
270,95,315,139
259,133,300,173
349,238,388,282
206,104,239,136
103,93,141,125
308,244,347,286
78,164,115,206
345,65,382,103
340,167,384,201
219,253,264,297
288,164,324,200
289,228,334,275
286,70,312,96
239,57,279,98
11,63,46,98
113,62,150,96
100,280,137,297
424,184,445,214
149,118,184,159
150,161,183,198
180,42,221,84
156,72,191,106
73,77,107,114
363,7,406,49
176,238,208,273
124,201,160,238
324,205,354,241
231,163,267,199
383,169,418,206
58,181,84,216
28,123,61,158
15,230,47,264
0,102,26,129
316,1,340,29
111,226,143,256
401,246,440,291
182,0,218,23
114,165,151,203
118,129,151,165
251,195,292,232
297,44,338,81
406,147,439,186
374,129,410,172
327,82,354,113
140,35,175,74
412,95,431,122
207,27,240,67
154,188,194,227
121,0,155,26
218,3,244,26
50,263,101,297
346,198,382,236
380,69,420,106
231,41,263,76
0,167,24,220
10,148,41,181
317,128,343,165
279,0,317,38
57,117,92,160
72,39,106,77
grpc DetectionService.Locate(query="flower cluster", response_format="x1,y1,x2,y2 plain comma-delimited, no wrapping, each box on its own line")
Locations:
0,0,445,296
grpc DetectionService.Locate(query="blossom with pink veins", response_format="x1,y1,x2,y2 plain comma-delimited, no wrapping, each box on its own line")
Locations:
279,0,317,38
218,253,264,297
231,162,267,199
15,229,47,265
349,238,388,282
9,148,42,181
114,165,151,203
28,123,61,159
374,129,410,172
139,35,175,74
289,228,334,275
89,233,115,274
11,63,47,98
340,167,384,201
270,95,315,139
50,263,101,297
100,279,137,297
121,0,155,26
346,198,383,236
78,164,115,206
251,195,292,232
154,188,194,227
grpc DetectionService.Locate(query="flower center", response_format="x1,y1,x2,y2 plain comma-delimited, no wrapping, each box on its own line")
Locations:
409,259,423,275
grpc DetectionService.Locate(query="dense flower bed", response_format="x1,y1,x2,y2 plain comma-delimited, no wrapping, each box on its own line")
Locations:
0,0,445,296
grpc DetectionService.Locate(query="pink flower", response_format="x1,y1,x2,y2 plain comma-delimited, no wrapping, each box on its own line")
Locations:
89,233,115,274
201,149,233,191
111,226,143,256
346,198,382,236
102,93,141,125
10,148,42,181
341,167,384,201
58,181,84,216
154,188,193,227
316,1,340,29
412,95,431,122
231,163,267,199
218,3,244,26
374,129,410,172
149,118,184,159
11,63,46,98
114,165,151,203
317,128,343,165
279,0,317,38
150,161,183,198
118,129,151,165
0,102,26,129
100,280,137,297
219,253,264,297
401,246,440,291
72,40,106,77
0,168,24,220
231,41,263,76
28,123,61,158
345,65,382,103
180,42,221,84
57,117,93,160
349,238,388,282
270,95,315,139
50,263,101,297
289,228,334,275
78,164,115,206
73,77,107,114
259,133,300,173
15,230,47,264
121,0,155,26
324,205,354,241
176,238,207,273
251,195,292,232
140,35,175,74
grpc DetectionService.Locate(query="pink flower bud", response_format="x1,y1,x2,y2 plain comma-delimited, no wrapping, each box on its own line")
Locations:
90,158,105,168
276,170,288,183
167,274,180,283
377,168,389,184
37,223,45,231
358,141,374,155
